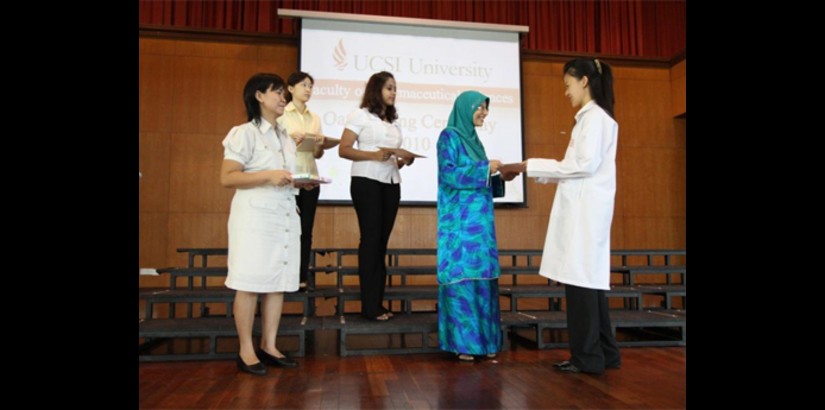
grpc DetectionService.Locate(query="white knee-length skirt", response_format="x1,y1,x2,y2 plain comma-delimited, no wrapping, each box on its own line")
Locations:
225,188,301,293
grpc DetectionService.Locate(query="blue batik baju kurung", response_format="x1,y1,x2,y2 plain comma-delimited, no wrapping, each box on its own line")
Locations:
437,126,501,356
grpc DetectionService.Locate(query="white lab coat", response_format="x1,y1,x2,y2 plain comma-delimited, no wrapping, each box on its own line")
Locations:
526,101,618,290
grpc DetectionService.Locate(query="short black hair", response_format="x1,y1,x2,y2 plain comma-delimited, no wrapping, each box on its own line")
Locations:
243,73,286,124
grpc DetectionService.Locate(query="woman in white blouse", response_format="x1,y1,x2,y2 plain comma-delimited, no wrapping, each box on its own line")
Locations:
338,71,415,321
220,73,316,375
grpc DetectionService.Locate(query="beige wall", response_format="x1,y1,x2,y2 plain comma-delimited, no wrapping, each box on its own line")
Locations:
139,36,685,289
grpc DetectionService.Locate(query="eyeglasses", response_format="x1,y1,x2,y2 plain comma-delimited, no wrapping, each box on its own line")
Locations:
476,105,489,112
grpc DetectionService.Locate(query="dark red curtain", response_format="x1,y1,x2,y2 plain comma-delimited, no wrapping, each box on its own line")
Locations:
139,0,685,58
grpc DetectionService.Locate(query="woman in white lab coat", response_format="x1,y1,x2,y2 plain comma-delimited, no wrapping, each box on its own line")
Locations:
523,58,621,375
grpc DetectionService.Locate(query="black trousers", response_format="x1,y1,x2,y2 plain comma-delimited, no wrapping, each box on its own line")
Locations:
350,177,400,318
565,284,621,374
296,186,320,285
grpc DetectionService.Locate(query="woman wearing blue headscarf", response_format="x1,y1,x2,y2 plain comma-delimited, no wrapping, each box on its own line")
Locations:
437,90,504,361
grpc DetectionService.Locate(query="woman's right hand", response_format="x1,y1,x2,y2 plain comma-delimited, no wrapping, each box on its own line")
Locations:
374,149,392,161
290,132,305,146
489,159,502,174
268,170,293,186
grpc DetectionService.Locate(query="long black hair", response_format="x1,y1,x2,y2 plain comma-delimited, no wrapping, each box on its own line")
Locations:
563,58,615,118
243,73,285,124
285,71,314,103
359,71,398,122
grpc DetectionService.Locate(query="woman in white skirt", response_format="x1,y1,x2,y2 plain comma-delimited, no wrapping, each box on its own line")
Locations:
220,73,318,375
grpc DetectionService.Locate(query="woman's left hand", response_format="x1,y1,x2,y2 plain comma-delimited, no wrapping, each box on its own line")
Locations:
294,181,320,191
399,156,415,166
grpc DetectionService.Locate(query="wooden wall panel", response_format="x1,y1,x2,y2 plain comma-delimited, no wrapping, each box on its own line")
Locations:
672,147,686,217
257,44,299,66
673,117,686,147
139,36,686,289
522,67,572,148
670,59,686,117
167,213,230,267
139,132,171,212
174,41,258,60
407,207,437,216
138,210,173,288
140,212,169,269
407,213,438,249
522,60,563,77
138,274,170,289
620,147,685,218
140,38,176,55
332,206,361,250
494,215,549,250
168,133,232,213
310,212,337,248
139,54,175,132
387,213,412,249
524,179,557,217
171,57,257,135
614,78,674,148
622,216,686,249
612,67,670,82
521,142,565,216
610,213,626,250
612,145,626,218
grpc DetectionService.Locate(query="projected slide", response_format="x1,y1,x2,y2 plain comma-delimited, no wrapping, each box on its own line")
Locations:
300,18,524,204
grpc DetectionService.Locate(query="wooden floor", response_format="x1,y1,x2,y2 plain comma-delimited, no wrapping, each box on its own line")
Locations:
139,330,685,409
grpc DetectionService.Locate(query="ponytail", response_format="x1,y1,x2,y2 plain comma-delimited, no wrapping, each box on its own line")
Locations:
563,58,615,118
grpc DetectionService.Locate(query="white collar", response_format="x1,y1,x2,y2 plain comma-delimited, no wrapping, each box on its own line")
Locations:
574,100,598,122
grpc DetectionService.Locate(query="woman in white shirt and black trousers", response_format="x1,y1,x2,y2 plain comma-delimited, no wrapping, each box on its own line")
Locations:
339,71,415,321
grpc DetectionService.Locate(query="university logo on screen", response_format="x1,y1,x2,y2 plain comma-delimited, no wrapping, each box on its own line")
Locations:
332,39,492,82
333,39,347,71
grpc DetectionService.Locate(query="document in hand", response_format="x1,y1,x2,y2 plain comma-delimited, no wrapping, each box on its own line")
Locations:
296,136,317,152
293,175,332,184
301,134,341,148
498,162,525,181
378,147,427,158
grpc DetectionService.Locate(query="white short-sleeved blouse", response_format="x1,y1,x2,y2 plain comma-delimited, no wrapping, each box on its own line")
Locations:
223,118,298,196
345,108,403,184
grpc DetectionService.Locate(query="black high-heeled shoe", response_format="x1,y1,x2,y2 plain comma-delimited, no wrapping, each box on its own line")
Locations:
257,349,298,368
236,354,267,375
